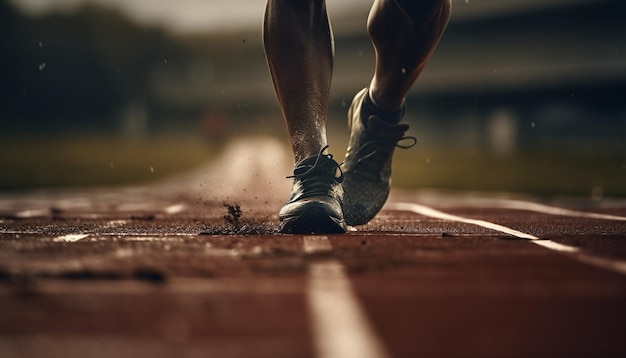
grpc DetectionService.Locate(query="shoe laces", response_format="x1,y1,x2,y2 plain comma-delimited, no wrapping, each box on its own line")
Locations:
287,145,343,198
352,117,416,176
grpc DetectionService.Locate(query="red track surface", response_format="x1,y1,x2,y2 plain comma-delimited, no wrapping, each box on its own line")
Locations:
1,139,625,357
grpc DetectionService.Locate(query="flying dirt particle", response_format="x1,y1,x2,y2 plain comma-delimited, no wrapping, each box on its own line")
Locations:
223,203,242,228
196,203,278,235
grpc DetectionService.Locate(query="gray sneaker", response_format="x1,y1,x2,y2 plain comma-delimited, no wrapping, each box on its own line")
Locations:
279,146,347,234
342,88,416,226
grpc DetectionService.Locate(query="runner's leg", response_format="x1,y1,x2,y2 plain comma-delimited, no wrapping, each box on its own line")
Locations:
263,0,345,234
263,0,334,164
367,0,451,112
341,0,452,226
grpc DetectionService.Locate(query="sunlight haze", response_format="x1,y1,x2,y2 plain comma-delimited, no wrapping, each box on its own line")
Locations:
9,0,595,34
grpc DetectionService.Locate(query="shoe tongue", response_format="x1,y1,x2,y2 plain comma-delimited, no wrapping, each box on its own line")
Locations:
366,115,410,136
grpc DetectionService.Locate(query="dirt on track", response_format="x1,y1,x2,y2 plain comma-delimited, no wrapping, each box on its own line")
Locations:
1,137,626,358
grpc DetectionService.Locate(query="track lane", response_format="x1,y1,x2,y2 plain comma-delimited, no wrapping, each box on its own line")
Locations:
1,137,626,357
386,201,626,275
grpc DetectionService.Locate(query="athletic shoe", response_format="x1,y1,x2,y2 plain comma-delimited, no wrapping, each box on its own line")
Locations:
342,88,416,226
279,146,347,234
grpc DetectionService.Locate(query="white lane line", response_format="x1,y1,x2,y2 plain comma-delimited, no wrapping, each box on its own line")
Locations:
164,203,186,215
388,203,541,241
387,202,626,275
94,233,198,238
51,221,126,242
13,209,49,218
575,252,626,276
532,239,579,253
104,220,128,228
303,235,332,253
0,230,40,234
53,234,89,242
467,198,626,222
304,236,389,358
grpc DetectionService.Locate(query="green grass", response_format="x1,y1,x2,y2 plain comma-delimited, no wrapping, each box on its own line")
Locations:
2,133,625,198
329,124,626,198
0,135,217,190
392,146,626,198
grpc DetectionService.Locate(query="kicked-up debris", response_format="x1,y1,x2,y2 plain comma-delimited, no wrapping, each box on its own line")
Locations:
200,203,277,235
223,203,242,228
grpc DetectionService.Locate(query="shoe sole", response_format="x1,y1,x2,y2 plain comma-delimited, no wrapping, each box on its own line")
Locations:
279,204,347,234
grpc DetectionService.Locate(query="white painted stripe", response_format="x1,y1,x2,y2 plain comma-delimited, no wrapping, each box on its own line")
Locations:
14,209,49,218
387,202,626,275
120,236,182,242
576,252,626,275
104,220,128,228
53,234,89,242
473,199,626,222
532,240,580,253
303,235,332,253
94,233,197,238
305,236,389,358
0,230,40,234
388,202,541,241
113,245,239,257
309,262,389,358
164,204,186,215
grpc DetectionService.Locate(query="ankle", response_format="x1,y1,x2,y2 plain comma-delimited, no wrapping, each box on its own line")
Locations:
364,89,405,124
368,87,405,112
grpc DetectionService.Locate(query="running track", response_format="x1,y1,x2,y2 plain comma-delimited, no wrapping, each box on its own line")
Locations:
1,138,625,357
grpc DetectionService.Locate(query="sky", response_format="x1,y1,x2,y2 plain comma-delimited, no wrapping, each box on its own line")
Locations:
8,0,595,34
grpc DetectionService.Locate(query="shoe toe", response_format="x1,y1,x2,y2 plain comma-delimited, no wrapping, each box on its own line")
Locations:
279,197,346,234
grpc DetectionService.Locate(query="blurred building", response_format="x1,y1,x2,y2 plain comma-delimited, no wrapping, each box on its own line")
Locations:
1,0,624,153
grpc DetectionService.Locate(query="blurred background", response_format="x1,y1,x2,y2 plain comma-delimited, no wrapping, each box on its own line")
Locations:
1,0,625,197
